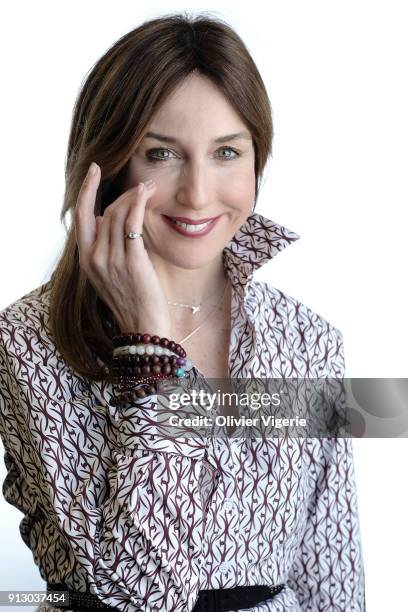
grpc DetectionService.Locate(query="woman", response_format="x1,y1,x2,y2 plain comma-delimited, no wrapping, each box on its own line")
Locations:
0,12,365,612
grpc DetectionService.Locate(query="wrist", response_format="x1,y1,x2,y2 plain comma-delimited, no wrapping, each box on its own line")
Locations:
110,332,189,407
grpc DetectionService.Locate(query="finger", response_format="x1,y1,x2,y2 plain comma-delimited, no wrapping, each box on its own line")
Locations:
106,181,156,272
108,185,146,269
124,182,156,255
75,163,101,263
92,207,112,271
95,216,103,239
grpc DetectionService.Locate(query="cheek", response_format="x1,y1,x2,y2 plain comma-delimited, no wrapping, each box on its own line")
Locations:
219,171,255,206
144,189,167,213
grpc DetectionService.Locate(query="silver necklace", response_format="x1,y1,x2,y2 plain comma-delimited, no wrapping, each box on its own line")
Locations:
177,279,229,344
167,282,225,315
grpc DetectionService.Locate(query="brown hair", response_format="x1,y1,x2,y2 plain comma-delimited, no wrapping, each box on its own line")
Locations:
49,11,273,381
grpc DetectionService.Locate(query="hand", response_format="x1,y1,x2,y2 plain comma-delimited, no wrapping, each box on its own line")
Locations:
75,163,172,338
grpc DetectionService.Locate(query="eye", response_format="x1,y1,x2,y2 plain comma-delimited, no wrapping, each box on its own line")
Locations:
217,146,240,160
145,146,241,163
146,148,175,162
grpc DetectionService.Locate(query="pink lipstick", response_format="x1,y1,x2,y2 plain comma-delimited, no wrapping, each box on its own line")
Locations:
162,214,221,238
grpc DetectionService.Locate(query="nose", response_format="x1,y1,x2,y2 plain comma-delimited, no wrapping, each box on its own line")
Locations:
176,160,213,212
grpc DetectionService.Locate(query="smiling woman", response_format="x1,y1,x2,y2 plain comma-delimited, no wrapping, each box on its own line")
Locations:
44,12,272,379
116,72,256,297
0,10,365,612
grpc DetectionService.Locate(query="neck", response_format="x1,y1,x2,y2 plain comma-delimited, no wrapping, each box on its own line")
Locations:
150,253,227,302
147,251,229,331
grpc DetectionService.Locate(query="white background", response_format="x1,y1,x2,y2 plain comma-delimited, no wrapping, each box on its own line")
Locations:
1,1,407,610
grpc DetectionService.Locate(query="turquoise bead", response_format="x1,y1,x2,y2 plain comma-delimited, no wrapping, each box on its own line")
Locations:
176,367,185,377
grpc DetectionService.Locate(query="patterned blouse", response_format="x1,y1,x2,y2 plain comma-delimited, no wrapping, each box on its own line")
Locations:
0,212,365,612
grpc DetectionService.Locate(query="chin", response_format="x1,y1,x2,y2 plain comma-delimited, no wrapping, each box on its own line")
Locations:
163,252,216,270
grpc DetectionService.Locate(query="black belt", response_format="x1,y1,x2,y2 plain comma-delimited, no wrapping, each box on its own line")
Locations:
192,584,285,611
47,582,285,611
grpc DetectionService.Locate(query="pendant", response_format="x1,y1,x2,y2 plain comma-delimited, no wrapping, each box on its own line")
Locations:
191,305,201,314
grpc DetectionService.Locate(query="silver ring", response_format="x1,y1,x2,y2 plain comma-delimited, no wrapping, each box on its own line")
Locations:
125,231,143,239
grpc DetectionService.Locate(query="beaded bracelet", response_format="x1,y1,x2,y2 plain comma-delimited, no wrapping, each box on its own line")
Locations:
111,332,190,406
112,355,186,377
113,333,186,358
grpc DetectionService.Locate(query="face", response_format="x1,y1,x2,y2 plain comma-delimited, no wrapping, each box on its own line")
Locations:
120,72,256,270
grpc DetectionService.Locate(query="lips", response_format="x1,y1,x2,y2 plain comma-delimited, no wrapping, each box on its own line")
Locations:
162,214,221,238
164,215,219,224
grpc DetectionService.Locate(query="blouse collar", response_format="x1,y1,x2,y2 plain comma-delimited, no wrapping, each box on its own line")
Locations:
222,211,300,294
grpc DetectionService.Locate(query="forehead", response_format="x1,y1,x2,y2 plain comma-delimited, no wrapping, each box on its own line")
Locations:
148,73,248,137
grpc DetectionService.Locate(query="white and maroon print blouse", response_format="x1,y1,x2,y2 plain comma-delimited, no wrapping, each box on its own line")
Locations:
0,212,365,611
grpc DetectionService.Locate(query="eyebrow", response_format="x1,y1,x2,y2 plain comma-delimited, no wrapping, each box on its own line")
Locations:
143,130,251,144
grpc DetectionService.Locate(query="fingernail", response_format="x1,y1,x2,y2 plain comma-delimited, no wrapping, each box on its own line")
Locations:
89,162,98,176
145,179,156,188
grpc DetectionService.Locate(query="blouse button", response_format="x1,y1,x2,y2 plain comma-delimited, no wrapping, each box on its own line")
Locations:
219,562,229,573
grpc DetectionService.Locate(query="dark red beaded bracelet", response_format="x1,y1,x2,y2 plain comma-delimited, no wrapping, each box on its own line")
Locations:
111,332,188,406
112,374,171,404
113,353,182,365
115,370,170,385
112,354,183,375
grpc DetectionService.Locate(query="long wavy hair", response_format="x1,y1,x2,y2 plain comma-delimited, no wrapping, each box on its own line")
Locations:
48,11,274,382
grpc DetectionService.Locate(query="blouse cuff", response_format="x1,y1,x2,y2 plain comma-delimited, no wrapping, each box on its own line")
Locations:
107,372,214,458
